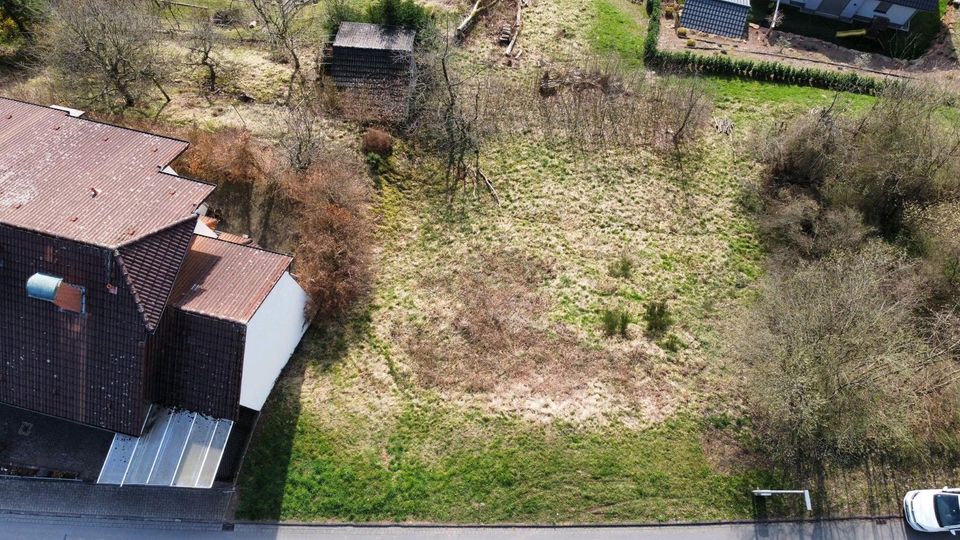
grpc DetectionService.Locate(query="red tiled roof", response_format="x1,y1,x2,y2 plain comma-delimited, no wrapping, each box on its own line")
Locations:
0,98,214,248
169,235,293,324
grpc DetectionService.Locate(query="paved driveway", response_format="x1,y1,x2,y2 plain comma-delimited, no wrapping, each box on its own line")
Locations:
0,515,955,540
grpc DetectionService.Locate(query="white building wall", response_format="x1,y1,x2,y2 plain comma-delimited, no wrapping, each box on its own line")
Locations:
239,272,310,410
193,219,217,238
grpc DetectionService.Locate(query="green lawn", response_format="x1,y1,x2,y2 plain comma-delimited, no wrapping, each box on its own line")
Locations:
238,345,778,522
590,0,648,64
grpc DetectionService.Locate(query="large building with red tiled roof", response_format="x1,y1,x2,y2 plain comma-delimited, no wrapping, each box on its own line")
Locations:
0,98,310,489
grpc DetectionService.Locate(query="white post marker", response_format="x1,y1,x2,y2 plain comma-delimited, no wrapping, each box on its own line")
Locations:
771,0,782,29
752,489,813,512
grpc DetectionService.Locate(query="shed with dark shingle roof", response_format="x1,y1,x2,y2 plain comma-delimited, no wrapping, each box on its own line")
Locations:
679,0,750,39
330,22,417,121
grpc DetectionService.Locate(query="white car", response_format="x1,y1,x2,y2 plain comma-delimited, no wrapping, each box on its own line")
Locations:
904,487,960,534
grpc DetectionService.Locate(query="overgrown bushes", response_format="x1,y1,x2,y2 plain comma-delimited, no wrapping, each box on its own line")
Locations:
729,244,954,476
757,85,960,241
174,127,374,321
732,83,960,484
284,161,374,320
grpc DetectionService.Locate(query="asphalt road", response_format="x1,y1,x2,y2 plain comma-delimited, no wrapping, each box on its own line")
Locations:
0,515,955,540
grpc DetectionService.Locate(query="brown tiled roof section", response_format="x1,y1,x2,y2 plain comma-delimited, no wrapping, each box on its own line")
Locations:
0,98,214,248
216,231,253,245
169,235,292,324
116,218,197,331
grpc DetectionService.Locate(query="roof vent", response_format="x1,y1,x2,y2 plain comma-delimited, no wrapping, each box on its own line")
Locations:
49,105,85,118
90,187,101,198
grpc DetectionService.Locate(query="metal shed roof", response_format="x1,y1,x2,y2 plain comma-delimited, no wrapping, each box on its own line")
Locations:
0,98,213,248
680,0,751,39
333,22,416,52
98,405,233,489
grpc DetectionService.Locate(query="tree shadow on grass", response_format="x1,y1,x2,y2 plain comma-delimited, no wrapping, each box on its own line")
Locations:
232,313,371,521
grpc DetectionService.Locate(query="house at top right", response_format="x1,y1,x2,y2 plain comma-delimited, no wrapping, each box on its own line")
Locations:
783,0,938,31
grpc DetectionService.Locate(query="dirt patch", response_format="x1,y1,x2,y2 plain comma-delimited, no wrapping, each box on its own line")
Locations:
401,250,678,425
701,429,756,475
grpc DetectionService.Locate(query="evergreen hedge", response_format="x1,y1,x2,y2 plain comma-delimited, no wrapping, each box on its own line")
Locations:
642,0,886,95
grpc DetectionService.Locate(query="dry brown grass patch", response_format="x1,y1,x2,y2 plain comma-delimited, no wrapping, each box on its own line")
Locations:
402,250,673,423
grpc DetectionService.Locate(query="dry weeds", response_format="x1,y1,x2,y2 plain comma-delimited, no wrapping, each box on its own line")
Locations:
399,250,679,425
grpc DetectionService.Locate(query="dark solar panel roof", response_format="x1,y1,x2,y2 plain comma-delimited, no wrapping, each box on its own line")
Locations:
680,0,750,39
887,0,937,11
333,22,415,52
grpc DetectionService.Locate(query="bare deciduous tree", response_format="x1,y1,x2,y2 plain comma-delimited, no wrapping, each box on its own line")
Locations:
729,242,960,480
409,30,500,204
46,0,172,112
247,0,312,103
187,15,224,95
280,95,323,171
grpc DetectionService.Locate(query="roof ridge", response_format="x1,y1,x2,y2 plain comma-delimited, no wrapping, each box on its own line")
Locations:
201,232,295,260
0,97,191,148
115,216,198,331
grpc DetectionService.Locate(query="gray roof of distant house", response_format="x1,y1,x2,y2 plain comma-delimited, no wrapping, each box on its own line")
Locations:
886,0,937,11
680,0,750,39
333,22,416,52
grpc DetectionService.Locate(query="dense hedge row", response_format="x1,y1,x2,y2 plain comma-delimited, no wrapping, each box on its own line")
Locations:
642,0,886,95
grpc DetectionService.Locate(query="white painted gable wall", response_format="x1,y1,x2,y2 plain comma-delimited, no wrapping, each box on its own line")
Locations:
239,272,310,410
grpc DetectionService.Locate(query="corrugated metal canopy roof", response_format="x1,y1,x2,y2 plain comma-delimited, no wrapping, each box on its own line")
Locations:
0,98,213,248
333,22,416,52
169,235,293,324
680,0,750,39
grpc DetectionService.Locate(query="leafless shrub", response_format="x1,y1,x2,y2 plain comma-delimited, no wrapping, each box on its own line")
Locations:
284,159,374,320
171,127,272,236
760,191,870,259
757,85,960,239
45,0,173,112
175,127,268,187
280,96,323,172
362,128,394,156
730,242,959,477
507,58,713,153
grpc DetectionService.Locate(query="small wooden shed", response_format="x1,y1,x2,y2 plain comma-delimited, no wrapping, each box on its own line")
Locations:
330,22,417,121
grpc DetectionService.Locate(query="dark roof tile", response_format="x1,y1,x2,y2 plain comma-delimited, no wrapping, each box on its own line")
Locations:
680,0,750,39
333,22,416,52
116,218,197,331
